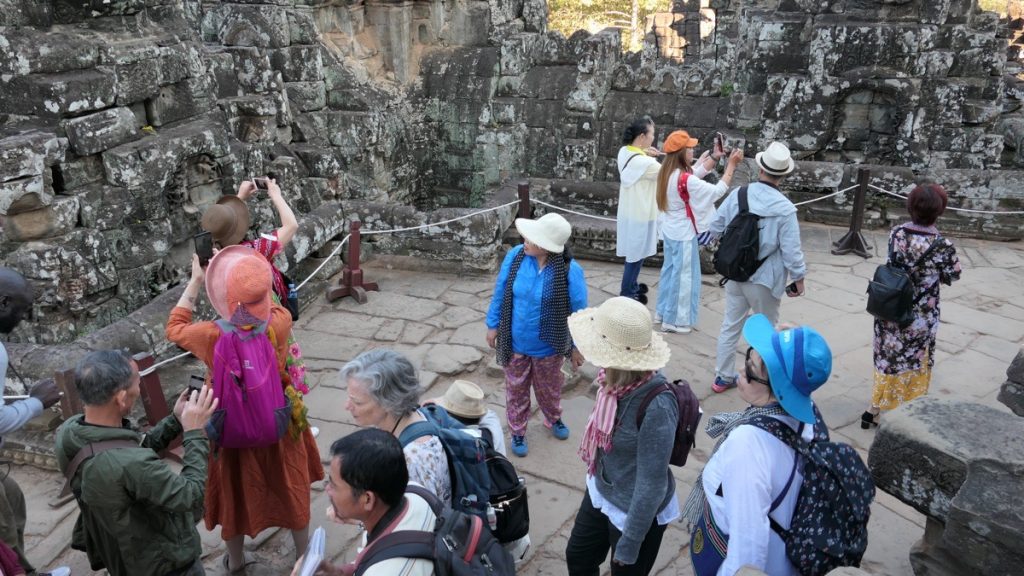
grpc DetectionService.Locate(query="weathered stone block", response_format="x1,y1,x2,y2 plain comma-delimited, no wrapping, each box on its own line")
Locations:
0,174,51,216
102,219,173,270
62,107,141,157
52,154,105,192
0,28,100,76
269,45,323,83
0,68,116,116
204,4,291,49
102,113,230,188
0,131,63,181
293,146,343,178
145,79,212,127
0,195,78,241
5,229,118,312
288,8,319,45
869,397,1024,521
229,47,282,94
113,57,162,105
285,81,327,112
76,183,130,230
998,349,1024,416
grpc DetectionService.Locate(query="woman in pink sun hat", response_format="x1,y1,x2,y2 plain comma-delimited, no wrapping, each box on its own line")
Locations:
166,246,323,573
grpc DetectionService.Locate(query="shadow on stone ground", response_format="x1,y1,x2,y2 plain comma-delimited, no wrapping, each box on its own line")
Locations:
18,223,1024,575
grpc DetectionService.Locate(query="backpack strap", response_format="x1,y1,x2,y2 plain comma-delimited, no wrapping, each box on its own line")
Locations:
910,236,942,270
677,173,699,234
621,153,642,172
355,531,436,576
746,417,806,535
59,439,140,498
635,382,671,429
397,420,438,447
738,186,750,214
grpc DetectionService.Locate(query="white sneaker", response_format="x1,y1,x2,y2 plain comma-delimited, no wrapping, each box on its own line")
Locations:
311,426,320,438
654,313,663,323
40,568,71,576
662,322,692,334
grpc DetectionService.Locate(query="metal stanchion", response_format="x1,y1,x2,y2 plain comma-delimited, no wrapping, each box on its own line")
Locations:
832,167,873,258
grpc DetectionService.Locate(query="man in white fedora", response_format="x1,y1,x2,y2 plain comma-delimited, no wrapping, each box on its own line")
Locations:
706,141,807,394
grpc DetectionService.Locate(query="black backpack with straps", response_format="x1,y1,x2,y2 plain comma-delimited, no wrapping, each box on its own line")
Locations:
713,187,766,284
866,228,940,327
354,484,515,576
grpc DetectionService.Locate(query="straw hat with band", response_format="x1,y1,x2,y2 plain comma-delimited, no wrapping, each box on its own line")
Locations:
742,314,832,424
754,141,795,177
514,213,572,254
568,296,671,371
201,195,251,247
434,380,487,419
205,245,273,325
663,130,699,154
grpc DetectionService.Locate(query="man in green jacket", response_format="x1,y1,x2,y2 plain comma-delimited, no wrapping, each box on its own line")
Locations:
55,350,218,576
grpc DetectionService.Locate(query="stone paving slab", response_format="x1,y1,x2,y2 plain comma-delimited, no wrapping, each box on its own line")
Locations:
20,223,1024,575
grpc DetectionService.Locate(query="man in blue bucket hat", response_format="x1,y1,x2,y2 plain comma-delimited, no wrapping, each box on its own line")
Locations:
683,314,834,576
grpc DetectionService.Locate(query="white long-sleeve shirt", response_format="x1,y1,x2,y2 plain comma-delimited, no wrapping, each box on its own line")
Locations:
659,165,729,242
701,414,812,576
0,343,44,444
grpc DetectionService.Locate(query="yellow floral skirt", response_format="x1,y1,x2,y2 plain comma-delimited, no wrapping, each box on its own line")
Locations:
871,363,932,410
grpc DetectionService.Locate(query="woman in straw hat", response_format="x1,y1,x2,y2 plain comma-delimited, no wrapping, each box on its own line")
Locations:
201,178,310,398
166,247,323,573
655,130,744,334
485,213,588,458
683,315,835,576
564,297,679,576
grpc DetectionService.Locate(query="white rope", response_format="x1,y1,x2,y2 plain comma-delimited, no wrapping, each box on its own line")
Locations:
792,184,859,207
139,351,192,377
869,184,1024,215
532,199,618,222
358,200,521,236
294,234,351,292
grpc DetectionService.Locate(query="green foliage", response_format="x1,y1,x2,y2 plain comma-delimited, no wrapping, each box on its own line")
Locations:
720,82,735,98
548,0,672,52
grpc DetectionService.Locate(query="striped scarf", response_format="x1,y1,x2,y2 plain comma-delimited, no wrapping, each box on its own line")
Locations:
578,369,654,475
680,403,788,527
495,247,572,366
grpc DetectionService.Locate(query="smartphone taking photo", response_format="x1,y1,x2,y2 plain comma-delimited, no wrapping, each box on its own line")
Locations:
194,231,213,267
187,375,205,395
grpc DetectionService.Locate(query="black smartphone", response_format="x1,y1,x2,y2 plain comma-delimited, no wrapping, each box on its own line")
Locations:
253,176,269,190
786,281,799,296
187,375,205,394
715,132,726,154
194,231,213,267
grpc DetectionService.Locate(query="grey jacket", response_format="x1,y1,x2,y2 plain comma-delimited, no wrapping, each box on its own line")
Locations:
709,181,807,298
593,372,678,564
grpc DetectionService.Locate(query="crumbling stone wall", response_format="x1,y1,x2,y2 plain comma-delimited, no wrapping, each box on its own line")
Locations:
2,0,1024,346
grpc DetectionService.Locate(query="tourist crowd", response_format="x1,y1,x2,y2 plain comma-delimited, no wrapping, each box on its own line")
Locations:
0,120,962,576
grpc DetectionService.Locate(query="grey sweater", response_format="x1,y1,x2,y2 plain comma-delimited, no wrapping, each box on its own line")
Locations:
593,372,679,564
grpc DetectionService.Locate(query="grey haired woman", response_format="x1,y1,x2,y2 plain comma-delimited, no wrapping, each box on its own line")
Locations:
342,349,452,506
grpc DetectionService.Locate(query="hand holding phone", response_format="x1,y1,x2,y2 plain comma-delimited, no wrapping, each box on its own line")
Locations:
786,281,801,297
194,231,213,267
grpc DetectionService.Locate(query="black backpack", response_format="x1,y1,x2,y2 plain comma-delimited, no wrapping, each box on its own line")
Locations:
635,379,702,467
479,428,530,543
747,416,875,576
713,187,765,284
866,230,940,327
354,484,516,576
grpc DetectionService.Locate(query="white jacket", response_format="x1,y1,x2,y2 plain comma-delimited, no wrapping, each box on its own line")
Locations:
616,146,661,261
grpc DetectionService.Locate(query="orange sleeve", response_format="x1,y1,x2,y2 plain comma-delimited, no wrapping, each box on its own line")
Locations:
165,307,219,368
267,303,293,364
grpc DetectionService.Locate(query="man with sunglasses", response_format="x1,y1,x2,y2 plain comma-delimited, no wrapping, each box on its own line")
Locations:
0,267,62,573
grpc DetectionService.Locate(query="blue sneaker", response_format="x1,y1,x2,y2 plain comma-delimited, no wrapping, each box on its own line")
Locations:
545,419,570,440
712,376,737,393
511,435,528,457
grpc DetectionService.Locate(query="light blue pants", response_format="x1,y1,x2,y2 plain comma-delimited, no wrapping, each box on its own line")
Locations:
656,238,701,327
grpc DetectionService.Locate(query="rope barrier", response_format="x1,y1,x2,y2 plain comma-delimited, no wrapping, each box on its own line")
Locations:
358,199,521,236
294,234,351,292
139,351,192,377
531,199,618,222
792,185,858,207
869,184,1024,215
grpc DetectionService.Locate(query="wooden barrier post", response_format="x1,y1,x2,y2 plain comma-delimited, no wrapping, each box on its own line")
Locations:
517,182,531,219
326,221,380,304
134,352,183,462
831,167,872,258
55,368,83,421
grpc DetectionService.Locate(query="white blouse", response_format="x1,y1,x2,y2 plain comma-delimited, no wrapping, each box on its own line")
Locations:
659,165,729,242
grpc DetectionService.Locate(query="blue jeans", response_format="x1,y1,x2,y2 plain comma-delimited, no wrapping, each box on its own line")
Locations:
620,259,645,298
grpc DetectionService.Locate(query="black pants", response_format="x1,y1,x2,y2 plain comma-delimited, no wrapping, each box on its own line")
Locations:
565,489,668,576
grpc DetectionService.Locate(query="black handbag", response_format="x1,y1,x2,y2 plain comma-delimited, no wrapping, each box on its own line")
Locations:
866,230,939,327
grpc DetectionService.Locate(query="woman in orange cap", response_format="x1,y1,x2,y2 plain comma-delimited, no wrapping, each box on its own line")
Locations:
655,131,743,333
166,247,323,573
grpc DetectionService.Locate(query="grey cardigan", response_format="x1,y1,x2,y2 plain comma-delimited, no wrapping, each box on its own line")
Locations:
593,372,679,564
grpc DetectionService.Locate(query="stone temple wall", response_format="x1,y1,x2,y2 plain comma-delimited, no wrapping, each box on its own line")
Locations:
2,0,1024,347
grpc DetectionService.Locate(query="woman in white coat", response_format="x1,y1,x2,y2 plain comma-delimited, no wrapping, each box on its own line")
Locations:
616,116,662,305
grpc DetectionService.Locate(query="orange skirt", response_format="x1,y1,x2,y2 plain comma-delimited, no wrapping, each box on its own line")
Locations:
204,428,324,539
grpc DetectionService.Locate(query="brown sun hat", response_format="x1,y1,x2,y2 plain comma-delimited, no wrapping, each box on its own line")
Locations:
201,195,250,247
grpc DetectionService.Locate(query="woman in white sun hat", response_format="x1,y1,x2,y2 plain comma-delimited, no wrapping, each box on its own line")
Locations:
486,212,588,458
564,297,679,576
